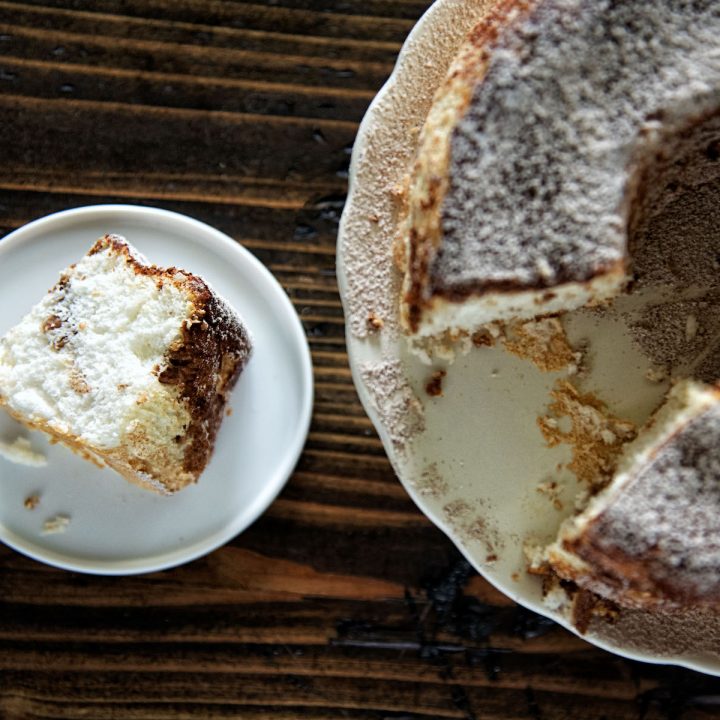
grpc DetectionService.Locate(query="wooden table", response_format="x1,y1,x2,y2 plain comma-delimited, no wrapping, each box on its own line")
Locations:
1,2,719,718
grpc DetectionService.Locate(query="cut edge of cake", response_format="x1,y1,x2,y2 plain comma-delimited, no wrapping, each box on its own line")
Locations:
396,0,629,355
0,234,253,494
545,379,720,610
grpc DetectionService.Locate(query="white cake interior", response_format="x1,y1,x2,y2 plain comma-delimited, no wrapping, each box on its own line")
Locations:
0,243,192,455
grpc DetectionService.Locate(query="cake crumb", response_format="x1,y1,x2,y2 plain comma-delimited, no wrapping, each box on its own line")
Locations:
536,478,565,509
42,515,70,535
572,588,620,634
425,369,447,397
645,367,667,383
0,437,48,467
503,317,578,372
471,329,495,347
24,494,40,510
225,407,233,417
367,312,384,332
524,541,550,575
368,213,380,223
540,574,619,633
538,381,636,490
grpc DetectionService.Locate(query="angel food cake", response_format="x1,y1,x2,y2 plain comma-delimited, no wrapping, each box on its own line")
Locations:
396,0,720,612
547,380,720,611
398,0,720,347
0,235,252,494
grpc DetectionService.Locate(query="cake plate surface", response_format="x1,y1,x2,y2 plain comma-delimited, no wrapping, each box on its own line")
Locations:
337,0,720,675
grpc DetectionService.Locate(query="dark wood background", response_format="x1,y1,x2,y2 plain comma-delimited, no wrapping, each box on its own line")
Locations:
0,1,719,718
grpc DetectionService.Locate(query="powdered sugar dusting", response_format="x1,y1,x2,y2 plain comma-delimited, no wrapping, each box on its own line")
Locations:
592,404,720,599
339,0,492,340
436,0,720,291
359,360,424,453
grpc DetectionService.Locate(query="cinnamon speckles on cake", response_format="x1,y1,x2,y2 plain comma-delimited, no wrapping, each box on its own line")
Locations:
587,404,720,601
439,1,720,292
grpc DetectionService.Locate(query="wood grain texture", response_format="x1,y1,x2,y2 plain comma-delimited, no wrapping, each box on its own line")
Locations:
1,1,720,718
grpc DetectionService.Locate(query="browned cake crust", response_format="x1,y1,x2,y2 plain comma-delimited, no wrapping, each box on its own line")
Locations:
548,385,720,611
0,234,252,494
399,0,536,333
158,271,252,484
93,235,252,492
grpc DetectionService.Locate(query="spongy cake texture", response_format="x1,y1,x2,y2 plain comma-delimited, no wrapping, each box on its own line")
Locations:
549,382,720,610
402,0,720,338
0,235,252,494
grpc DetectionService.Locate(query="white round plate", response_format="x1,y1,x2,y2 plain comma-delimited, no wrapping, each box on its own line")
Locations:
338,0,720,675
0,204,313,574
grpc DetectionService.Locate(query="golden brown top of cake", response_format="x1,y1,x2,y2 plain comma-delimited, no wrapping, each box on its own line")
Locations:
0,235,252,493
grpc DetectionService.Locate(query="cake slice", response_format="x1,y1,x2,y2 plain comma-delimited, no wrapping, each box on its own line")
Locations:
398,0,720,353
547,380,720,610
0,234,252,494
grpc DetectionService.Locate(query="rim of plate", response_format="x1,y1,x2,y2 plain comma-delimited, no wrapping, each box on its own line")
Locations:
0,204,314,575
336,0,718,675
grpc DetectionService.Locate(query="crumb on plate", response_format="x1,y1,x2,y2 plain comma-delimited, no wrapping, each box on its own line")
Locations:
367,312,384,332
42,515,70,535
24,493,40,510
425,369,446,397
0,437,48,467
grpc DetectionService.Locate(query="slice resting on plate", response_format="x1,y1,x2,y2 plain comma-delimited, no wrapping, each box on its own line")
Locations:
0,234,252,494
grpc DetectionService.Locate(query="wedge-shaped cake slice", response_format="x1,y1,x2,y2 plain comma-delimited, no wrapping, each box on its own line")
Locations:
547,380,720,610
398,0,720,352
0,234,252,494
